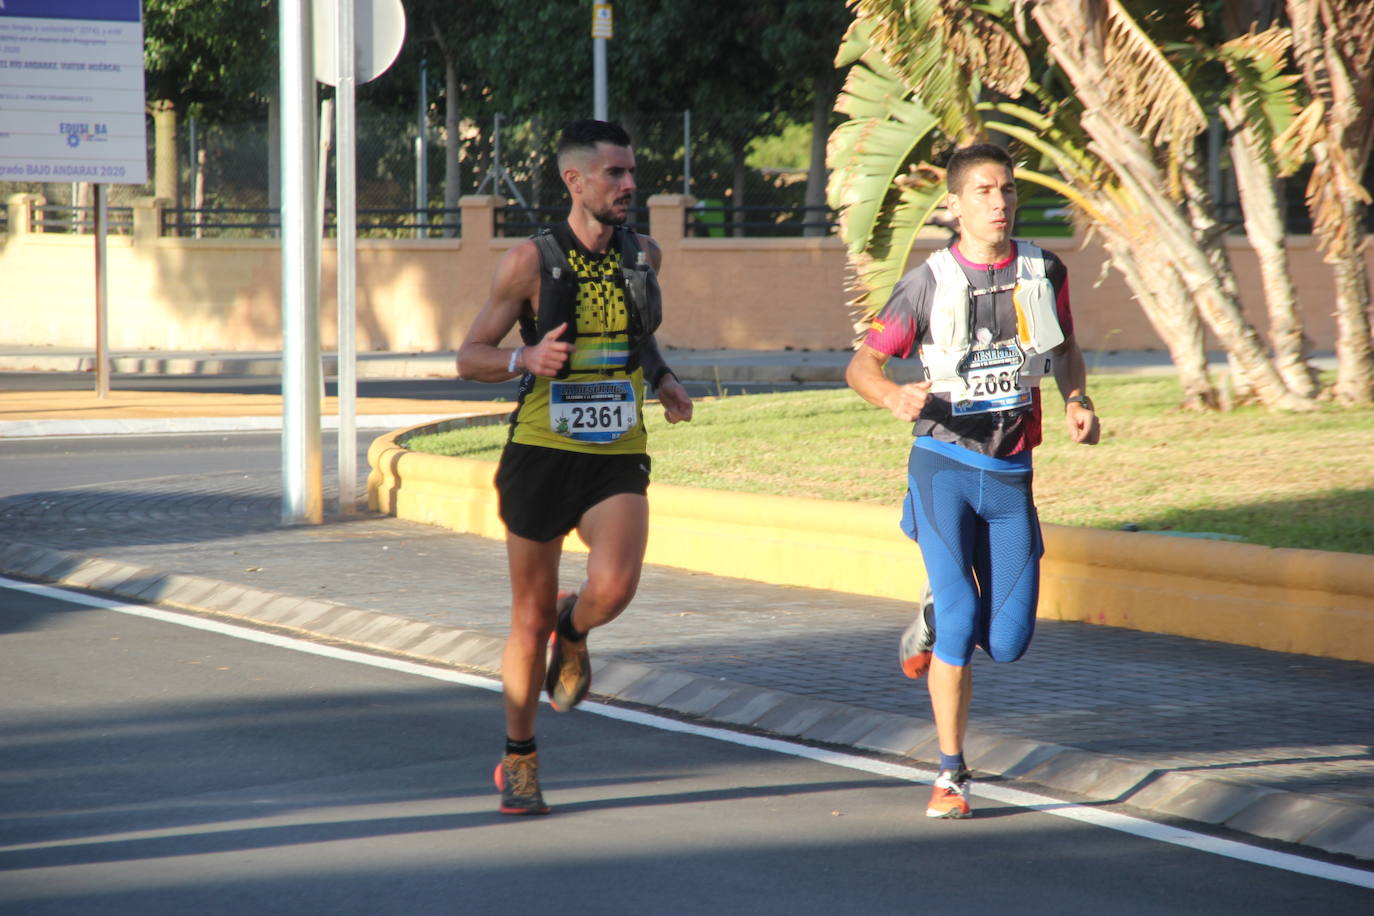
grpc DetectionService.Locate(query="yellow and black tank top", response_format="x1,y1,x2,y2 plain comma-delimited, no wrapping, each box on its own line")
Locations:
510,225,648,455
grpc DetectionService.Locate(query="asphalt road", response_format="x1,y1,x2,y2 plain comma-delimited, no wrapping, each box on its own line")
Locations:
0,431,292,500
3,582,1371,915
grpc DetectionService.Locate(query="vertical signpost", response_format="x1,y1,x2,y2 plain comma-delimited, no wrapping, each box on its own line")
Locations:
280,0,322,525
0,0,149,399
592,4,612,121
312,0,404,517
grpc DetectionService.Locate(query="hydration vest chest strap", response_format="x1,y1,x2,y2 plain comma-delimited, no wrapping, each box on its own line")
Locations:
919,241,1064,399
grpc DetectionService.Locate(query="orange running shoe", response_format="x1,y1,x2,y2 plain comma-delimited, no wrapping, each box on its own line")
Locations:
900,585,936,679
926,768,972,819
494,752,551,815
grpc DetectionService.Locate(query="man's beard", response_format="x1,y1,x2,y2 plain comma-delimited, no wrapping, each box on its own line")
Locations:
592,197,632,226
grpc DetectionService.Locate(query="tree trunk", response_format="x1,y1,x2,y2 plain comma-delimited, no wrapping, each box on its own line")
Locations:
804,66,834,238
1100,231,1217,408
1033,0,1311,411
1223,97,1317,398
1109,111,1307,410
443,55,460,238
1329,193,1374,405
151,100,179,206
1285,0,1374,404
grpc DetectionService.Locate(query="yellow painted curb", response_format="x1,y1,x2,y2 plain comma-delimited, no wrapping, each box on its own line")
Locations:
368,422,1374,664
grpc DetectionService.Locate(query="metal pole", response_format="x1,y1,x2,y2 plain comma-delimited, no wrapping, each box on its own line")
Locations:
415,54,428,239
336,0,359,514
683,109,692,196
280,0,323,526
188,117,199,237
94,184,109,399
593,37,607,120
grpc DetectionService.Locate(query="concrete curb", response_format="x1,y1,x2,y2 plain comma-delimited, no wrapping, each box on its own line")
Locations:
2,535,1370,862
368,422,1374,666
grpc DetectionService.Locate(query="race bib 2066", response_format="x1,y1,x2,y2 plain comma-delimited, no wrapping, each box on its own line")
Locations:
952,344,1032,416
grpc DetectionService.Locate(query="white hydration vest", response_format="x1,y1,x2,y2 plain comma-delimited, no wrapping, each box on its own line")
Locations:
920,241,1065,404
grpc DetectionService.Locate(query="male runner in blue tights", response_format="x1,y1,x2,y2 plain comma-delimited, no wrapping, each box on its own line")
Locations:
846,144,1100,818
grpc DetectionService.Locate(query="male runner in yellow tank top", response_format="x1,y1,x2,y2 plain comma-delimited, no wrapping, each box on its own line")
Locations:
457,120,693,815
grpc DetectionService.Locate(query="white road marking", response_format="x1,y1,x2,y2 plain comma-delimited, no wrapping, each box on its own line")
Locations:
5,576,1372,890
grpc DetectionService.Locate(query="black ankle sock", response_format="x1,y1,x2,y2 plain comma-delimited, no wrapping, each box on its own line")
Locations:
505,737,537,756
556,600,586,642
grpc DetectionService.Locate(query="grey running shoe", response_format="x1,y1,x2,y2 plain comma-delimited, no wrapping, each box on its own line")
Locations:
926,768,972,818
545,593,591,711
900,584,936,679
494,752,551,815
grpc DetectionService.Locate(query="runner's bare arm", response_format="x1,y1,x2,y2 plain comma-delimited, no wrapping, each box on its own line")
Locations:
456,242,573,381
846,344,931,423
1053,333,1100,445
632,234,692,422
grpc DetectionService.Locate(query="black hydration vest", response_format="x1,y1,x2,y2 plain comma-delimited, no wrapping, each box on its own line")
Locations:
518,222,663,380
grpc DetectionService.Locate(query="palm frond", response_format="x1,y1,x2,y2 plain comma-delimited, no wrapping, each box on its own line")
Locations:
829,57,942,257
1274,99,1328,173
846,183,947,334
828,15,948,317
980,100,1103,185
852,0,1027,144
1218,27,1305,176
1100,0,1207,149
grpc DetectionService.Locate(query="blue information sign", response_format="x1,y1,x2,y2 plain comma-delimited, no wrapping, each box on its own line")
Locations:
0,0,148,184
0,2,141,24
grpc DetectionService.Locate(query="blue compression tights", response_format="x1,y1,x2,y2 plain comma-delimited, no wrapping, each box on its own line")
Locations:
901,439,1044,667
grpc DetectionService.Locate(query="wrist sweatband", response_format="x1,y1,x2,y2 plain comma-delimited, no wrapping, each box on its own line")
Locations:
507,346,524,374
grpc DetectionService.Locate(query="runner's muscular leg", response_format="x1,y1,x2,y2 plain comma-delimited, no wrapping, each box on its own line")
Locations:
929,658,973,758
569,492,650,633
503,531,564,741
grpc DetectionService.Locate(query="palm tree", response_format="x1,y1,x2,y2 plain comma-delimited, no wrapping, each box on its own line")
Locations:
1285,0,1374,405
1214,20,1317,399
830,0,1317,410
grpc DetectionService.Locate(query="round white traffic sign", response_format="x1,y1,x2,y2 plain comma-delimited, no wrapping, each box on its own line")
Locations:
313,0,406,86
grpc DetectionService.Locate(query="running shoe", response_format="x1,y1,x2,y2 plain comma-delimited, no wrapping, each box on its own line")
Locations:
900,584,936,679
545,593,591,712
494,752,551,815
926,768,972,819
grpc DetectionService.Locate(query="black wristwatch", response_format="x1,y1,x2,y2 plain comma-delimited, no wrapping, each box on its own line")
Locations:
1065,394,1094,412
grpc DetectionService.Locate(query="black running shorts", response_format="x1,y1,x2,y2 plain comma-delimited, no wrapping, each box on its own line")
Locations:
495,442,651,542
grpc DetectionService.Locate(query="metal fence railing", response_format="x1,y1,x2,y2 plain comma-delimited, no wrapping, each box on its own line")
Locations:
494,204,650,238
159,206,463,239
686,203,836,238
32,203,134,234
161,206,276,237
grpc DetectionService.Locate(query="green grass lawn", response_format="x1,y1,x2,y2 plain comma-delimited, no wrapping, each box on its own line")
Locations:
405,375,1374,556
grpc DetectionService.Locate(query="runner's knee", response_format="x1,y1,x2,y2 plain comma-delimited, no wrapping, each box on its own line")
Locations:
583,568,640,613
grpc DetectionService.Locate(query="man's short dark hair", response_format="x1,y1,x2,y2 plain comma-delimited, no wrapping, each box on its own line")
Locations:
946,143,1014,195
558,119,632,162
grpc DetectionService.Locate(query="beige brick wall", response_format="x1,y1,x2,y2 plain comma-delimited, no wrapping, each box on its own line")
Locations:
0,192,1364,354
